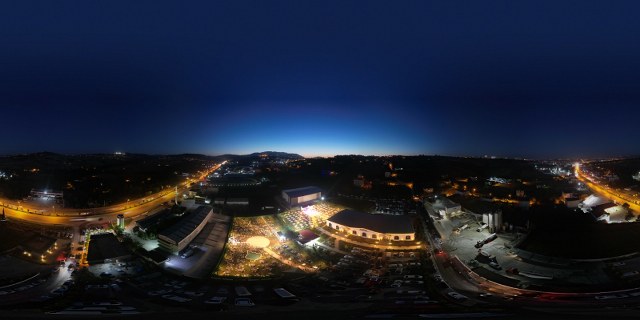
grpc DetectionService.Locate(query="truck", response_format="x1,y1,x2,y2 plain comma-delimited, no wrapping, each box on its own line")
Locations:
474,233,498,248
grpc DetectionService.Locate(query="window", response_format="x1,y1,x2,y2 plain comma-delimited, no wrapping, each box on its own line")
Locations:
362,232,367,237
328,223,332,228
352,230,357,235
394,236,400,240
335,225,339,230
405,235,411,240
372,234,377,239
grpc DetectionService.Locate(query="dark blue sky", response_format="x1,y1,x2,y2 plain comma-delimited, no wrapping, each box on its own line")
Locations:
2,1,640,158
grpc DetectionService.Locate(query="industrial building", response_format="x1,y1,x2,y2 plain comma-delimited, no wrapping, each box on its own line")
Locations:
482,210,503,233
135,208,173,232
158,205,213,253
430,197,461,218
326,209,415,241
86,233,131,265
30,189,63,200
282,186,322,206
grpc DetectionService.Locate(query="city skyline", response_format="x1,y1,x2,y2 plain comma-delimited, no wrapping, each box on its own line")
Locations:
2,1,640,158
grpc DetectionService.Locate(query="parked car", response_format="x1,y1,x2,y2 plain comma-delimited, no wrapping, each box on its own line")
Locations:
447,292,467,300
162,294,192,303
205,296,227,305
148,289,172,296
489,262,502,270
234,298,255,307
182,291,204,297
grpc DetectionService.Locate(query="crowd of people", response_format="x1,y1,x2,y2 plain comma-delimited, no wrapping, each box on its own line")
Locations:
215,216,282,278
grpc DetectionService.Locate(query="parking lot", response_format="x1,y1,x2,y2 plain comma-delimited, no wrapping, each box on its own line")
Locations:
436,212,618,291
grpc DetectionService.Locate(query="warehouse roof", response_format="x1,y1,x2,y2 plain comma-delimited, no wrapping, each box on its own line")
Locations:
158,206,212,244
86,233,131,264
327,210,414,234
136,208,173,230
434,197,461,209
282,186,322,199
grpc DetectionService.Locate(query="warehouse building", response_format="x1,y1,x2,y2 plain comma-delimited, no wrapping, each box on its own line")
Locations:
282,186,322,206
86,233,131,265
158,205,213,253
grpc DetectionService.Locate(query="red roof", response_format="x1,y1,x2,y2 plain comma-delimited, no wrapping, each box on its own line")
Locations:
298,230,319,244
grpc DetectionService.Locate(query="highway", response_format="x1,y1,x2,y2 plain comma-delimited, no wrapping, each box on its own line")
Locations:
0,163,223,228
575,163,640,213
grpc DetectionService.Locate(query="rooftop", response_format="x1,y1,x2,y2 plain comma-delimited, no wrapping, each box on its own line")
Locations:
283,186,322,199
298,229,319,244
158,205,212,243
327,209,414,234
86,233,131,263
433,197,460,209
136,208,173,230
137,247,170,264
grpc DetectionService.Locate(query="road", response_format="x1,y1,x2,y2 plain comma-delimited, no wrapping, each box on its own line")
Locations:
0,163,223,232
419,200,640,309
575,163,640,213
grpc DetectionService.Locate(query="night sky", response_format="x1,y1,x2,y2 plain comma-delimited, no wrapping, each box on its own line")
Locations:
2,1,640,158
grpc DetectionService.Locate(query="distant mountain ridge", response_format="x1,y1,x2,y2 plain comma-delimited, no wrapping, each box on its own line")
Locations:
247,151,304,159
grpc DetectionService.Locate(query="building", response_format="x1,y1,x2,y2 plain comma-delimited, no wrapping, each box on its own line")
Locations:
226,198,249,205
579,194,612,213
181,198,198,209
135,208,173,233
432,197,461,217
297,230,319,246
282,186,322,206
158,205,213,253
30,189,63,199
600,205,630,223
30,189,63,204
116,214,125,229
326,209,415,241
565,197,581,208
136,247,169,265
86,233,131,265
482,210,503,233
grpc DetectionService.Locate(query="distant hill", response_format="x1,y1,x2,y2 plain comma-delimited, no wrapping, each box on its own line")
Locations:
247,151,304,159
